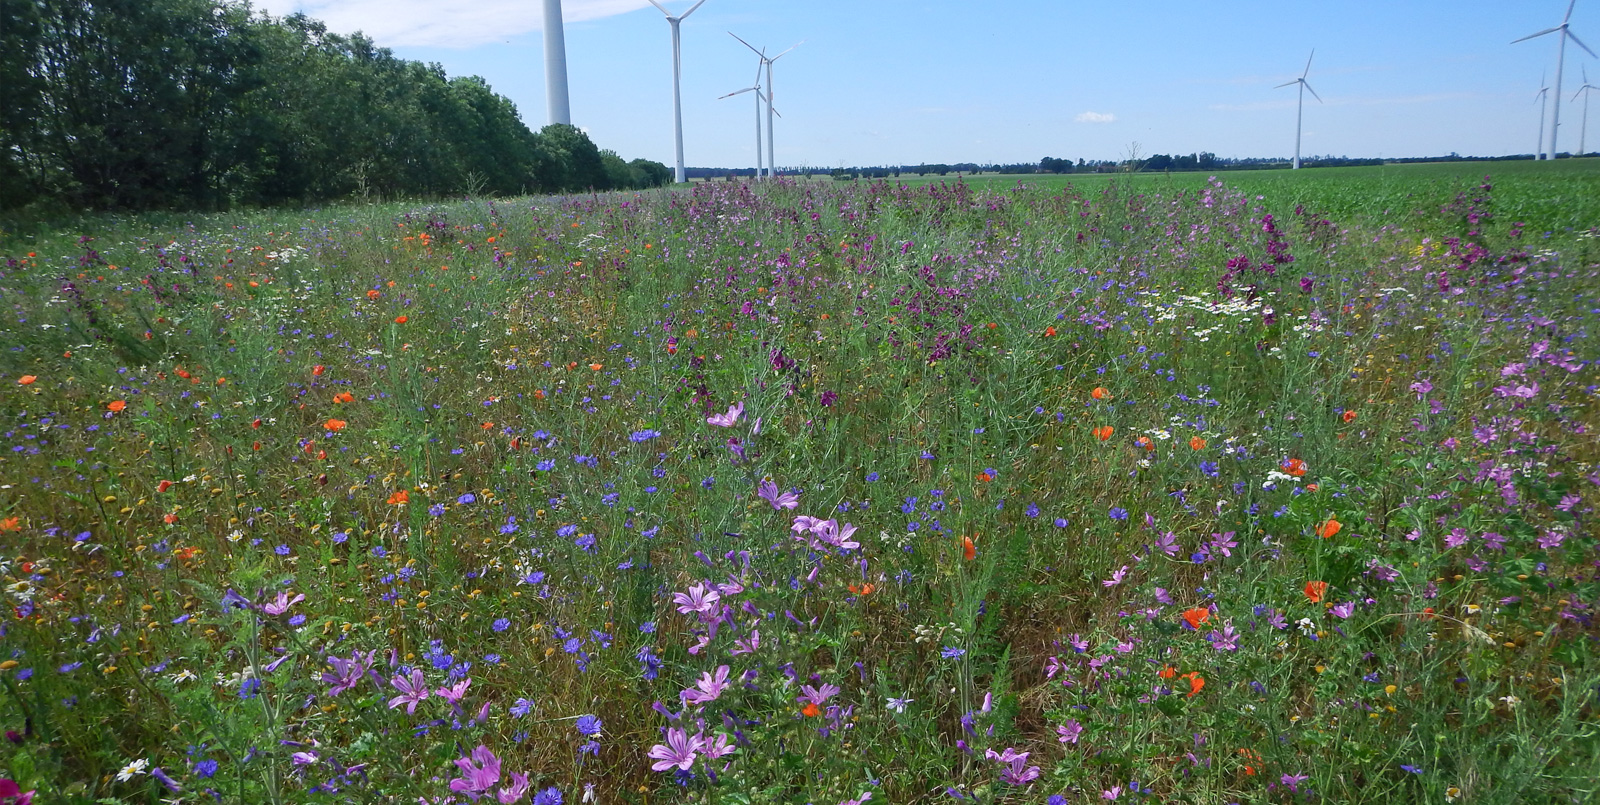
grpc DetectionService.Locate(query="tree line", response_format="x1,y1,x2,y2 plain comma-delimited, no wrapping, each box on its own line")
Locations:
0,0,671,214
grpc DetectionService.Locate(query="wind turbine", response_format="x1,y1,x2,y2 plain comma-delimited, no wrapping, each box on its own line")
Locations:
1513,0,1597,159
730,33,801,179
1274,50,1322,170
1574,66,1598,155
542,0,571,125
718,63,764,179
646,0,707,184
1537,74,1551,159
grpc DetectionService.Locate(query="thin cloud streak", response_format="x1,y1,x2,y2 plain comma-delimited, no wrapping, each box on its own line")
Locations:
1076,111,1116,123
251,0,654,48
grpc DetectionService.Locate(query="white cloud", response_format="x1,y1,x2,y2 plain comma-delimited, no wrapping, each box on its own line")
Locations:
250,0,655,48
1075,111,1115,124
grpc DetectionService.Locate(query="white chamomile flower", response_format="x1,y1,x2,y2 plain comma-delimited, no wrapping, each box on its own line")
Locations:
117,758,150,782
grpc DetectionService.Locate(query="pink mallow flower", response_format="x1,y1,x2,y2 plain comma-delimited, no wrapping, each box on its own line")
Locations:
449,745,501,800
387,669,430,713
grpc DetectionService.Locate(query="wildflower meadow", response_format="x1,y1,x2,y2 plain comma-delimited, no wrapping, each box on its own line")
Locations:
1,165,1598,804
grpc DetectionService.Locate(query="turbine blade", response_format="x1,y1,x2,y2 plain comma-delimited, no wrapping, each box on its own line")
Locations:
719,87,756,99
729,31,764,57
1566,28,1598,59
771,40,805,61
1565,0,1578,24
1274,80,1299,89
680,0,708,20
1304,82,1323,103
1511,26,1561,44
1303,49,1314,79
646,0,671,15
770,106,782,118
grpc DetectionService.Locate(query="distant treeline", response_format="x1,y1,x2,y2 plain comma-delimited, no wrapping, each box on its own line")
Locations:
689,152,1569,182
0,0,671,213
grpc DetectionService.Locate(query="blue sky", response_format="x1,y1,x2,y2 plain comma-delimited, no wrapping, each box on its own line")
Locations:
251,0,1600,168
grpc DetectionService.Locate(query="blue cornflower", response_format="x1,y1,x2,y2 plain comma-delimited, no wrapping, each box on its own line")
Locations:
575,714,602,736
1199,461,1220,478
274,544,290,555
629,429,660,443
866,472,880,482
1025,503,1041,519
1108,507,1129,521
537,459,556,471
493,618,511,633
940,646,966,659
702,477,715,488
1054,518,1069,528
193,758,219,778
575,533,596,553
457,493,476,505
511,698,534,717
428,503,446,517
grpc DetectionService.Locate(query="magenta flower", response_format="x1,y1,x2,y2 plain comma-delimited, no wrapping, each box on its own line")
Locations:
985,747,1041,786
436,678,472,705
681,665,731,706
497,772,531,804
647,727,703,771
261,591,304,616
449,745,502,800
731,630,760,656
706,402,743,427
387,669,430,713
1056,719,1083,744
322,650,374,696
673,583,721,615
1102,565,1128,587
797,682,840,708
757,479,799,510
700,731,738,760
1207,620,1240,652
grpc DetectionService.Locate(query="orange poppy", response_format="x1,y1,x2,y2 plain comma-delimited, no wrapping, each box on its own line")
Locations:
1305,483,1318,492
1158,664,1178,679
847,583,875,596
1091,387,1111,400
1342,409,1357,424
157,480,174,494
175,368,191,380
1238,748,1263,775
975,471,993,483
589,363,603,371
962,536,976,561
18,375,37,385
175,546,200,560
533,389,546,399
335,392,355,404
163,512,179,525
0,517,18,533
324,419,347,432
107,400,127,413
1314,518,1342,539
1092,425,1115,441
1189,436,1207,451
1180,671,1205,698
1136,436,1154,450
566,362,578,370
1181,607,1211,629
1303,580,1329,603
394,316,408,324
1044,326,1056,337
801,702,821,718
252,441,261,451
252,417,263,429
1281,458,1307,477
312,364,326,376
387,490,410,506
367,289,381,299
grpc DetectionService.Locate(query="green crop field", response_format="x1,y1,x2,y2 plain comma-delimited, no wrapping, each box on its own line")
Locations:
1,168,1597,804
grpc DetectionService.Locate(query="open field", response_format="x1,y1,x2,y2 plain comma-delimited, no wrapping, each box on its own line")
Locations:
1,171,1598,804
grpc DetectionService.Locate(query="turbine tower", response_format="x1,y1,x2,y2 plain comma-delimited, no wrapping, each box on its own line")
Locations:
1574,66,1598,155
542,0,571,125
1537,74,1551,159
1274,50,1322,170
718,63,764,179
1513,0,1596,159
730,33,801,179
646,0,707,184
